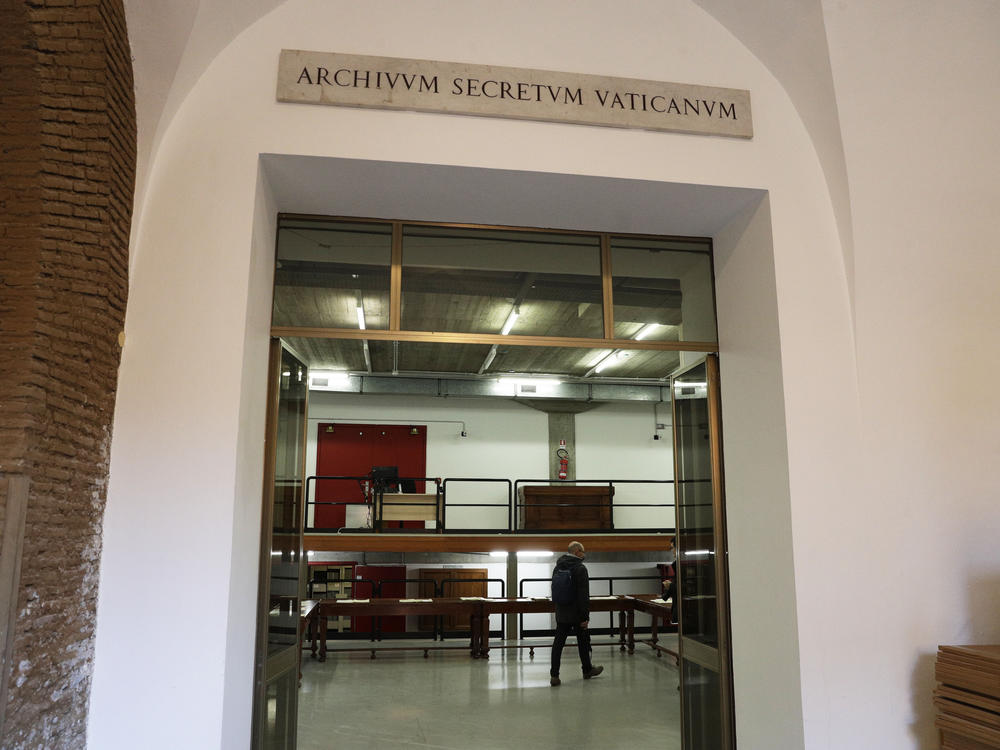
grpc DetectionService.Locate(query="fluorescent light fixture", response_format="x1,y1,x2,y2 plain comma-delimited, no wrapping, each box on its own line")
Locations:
356,306,366,331
500,308,519,335
595,351,628,373
499,377,562,388
309,370,351,389
685,549,712,556
634,323,661,340
588,349,612,367
490,550,555,558
594,355,615,373
673,381,707,389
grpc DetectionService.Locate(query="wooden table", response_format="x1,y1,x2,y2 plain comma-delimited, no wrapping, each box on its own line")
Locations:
478,596,635,658
628,595,678,661
303,596,674,666
314,598,484,659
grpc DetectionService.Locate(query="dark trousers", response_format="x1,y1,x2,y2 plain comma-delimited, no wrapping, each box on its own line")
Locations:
550,622,592,677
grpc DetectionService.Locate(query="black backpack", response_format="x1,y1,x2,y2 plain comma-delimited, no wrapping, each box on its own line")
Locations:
551,567,575,604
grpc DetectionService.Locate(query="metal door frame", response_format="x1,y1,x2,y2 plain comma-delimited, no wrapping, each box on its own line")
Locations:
672,353,735,749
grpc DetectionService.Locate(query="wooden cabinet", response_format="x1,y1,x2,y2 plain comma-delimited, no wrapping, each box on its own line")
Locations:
518,485,612,530
417,568,488,632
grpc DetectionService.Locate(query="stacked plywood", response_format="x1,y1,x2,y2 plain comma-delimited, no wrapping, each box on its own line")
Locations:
935,645,1000,749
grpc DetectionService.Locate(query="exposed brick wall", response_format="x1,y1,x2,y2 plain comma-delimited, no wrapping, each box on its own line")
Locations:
0,0,135,746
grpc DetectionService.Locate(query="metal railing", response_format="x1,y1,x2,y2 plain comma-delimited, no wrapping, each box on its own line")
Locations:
305,475,675,534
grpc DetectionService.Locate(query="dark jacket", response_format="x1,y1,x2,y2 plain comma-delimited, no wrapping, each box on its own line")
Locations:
552,553,590,624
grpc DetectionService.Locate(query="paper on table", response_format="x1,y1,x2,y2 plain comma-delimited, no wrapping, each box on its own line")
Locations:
337,599,370,604
590,595,619,600
460,596,485,601
399,598,433,603
651,598,670,604
516,598,532,602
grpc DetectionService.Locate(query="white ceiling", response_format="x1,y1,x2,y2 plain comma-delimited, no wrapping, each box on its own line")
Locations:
262,154,764,238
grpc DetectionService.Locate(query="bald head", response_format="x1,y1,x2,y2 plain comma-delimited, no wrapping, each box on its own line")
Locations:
568,541,585,557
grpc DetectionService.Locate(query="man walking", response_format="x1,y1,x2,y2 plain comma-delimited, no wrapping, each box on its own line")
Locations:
549,541,603,686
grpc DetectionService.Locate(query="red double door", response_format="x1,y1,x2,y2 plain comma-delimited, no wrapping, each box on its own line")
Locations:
314,423,427,529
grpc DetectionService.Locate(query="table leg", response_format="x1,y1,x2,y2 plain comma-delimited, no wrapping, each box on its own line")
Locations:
319,615,328,662
627,609,635,654
618,610,627,651
469,612,480,658
309,614,318,660
297,617,305,686
480,609,490,659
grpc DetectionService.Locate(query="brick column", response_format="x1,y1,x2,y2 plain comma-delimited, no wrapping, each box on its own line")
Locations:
0,1,135,746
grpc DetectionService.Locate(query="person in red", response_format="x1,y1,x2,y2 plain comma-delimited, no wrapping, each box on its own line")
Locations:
549,540,604,686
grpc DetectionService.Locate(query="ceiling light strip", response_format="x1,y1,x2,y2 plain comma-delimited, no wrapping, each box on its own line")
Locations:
500,308,519,335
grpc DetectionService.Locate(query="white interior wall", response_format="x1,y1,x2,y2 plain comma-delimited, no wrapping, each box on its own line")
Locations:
92,2,853,749
305,393,547,530
713,195,803,747
575,403,675,529
305,395,675,530
817,3,1000,747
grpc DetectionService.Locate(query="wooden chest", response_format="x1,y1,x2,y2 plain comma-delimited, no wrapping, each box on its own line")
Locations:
518,485,612,530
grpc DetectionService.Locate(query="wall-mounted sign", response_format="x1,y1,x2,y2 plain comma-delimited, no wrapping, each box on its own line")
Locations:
277,50,752,139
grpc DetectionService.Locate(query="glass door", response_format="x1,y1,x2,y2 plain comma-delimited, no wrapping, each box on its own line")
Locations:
672,354,734,749
252,341,309,750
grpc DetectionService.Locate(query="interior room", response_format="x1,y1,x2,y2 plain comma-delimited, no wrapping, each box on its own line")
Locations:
261,212,721,748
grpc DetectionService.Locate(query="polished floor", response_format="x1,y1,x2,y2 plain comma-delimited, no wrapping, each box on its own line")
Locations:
298,636,680,750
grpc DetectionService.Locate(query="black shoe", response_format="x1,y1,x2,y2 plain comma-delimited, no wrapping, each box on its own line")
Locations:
583,665,604,679
550,677,561,686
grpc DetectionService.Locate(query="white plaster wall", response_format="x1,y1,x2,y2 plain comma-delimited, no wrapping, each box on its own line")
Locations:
575,403,675,529
304,393,548,530
816,2,1000,747
92,2,856,748
714,195,803,747
305,394,674,530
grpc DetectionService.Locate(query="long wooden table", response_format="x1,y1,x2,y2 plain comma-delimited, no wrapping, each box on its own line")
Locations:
312,597,484,660
477,596,635,658
302,595,675,664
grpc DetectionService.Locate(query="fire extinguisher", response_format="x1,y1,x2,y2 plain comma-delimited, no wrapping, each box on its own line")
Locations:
557,439,570,480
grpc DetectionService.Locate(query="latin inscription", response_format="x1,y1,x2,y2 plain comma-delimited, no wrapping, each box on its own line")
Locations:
277,51,753,139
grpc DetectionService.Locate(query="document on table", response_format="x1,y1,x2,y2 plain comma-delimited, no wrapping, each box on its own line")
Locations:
591,596,619,600
651,598,670,604
460,596,485,601
337,599,370,604
399,598,433,603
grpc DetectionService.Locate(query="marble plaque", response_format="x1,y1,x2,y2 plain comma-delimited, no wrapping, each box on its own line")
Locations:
277,50,752,139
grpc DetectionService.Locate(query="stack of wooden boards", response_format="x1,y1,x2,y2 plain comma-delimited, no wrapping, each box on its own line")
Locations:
935,645,1000,749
